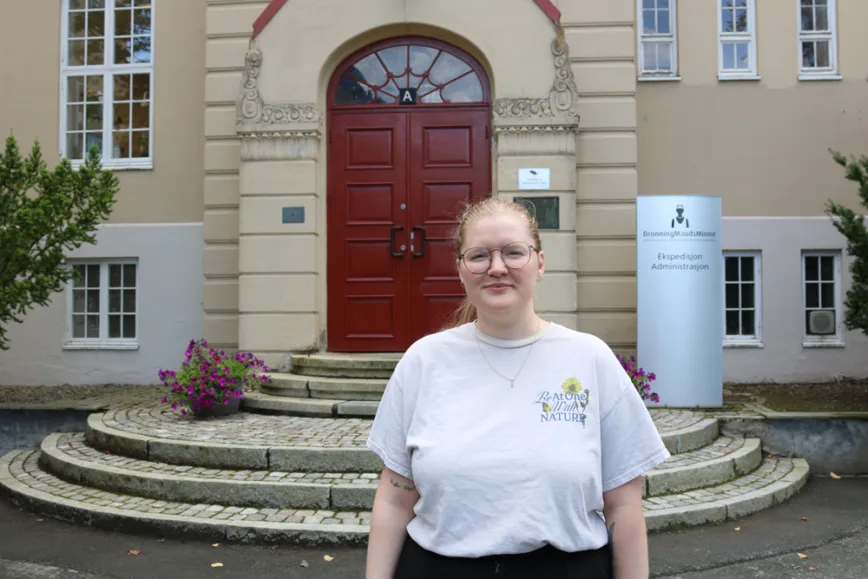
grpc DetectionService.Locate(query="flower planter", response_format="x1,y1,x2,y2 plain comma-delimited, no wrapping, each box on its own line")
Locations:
192,397,242,419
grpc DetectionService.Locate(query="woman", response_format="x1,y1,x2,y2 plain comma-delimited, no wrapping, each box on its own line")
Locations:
365,197,669,578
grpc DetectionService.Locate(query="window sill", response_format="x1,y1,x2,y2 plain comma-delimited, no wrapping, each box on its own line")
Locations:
802,339,845,349
67,158,153,171
798,73,842,81
638,75,682,82
63,341,140,351
718,74,761,81
724,341,764,349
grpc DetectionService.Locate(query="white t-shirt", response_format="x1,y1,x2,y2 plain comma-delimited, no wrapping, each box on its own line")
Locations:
365,322,670,558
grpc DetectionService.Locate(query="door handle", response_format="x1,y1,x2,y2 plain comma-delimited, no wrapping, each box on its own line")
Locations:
390,226,404,257
412,226,426,257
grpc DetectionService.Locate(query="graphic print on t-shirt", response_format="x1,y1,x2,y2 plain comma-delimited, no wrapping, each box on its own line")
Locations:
534,377,591,426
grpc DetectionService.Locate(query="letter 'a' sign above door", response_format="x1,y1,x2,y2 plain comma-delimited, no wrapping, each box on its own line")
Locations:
399,88,417,104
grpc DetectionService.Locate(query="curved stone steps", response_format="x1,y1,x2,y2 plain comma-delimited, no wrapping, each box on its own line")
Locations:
1,449,809,543
243,391,378,417
263,374,387,401
290,354,399,379
40,433,379,510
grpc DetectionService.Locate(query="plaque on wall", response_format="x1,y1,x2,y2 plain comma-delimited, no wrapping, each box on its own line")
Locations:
514,196,559,230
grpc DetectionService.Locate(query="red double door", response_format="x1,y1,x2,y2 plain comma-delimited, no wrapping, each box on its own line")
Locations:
327,109,490,352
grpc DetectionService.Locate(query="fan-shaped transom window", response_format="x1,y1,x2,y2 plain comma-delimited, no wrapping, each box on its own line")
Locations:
334,42,487,106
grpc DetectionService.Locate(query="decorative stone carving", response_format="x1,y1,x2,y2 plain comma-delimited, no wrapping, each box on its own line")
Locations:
240,130,321,161
493,34,579,127
494,125,576,155
236,40,322,130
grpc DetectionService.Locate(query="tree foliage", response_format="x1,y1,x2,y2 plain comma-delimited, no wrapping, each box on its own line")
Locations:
826,149,868,336
0,135,118,350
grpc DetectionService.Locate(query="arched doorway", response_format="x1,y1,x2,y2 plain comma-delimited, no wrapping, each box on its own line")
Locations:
326,37,492,352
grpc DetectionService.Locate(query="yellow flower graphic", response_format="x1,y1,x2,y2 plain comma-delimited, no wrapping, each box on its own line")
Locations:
562,378,582,395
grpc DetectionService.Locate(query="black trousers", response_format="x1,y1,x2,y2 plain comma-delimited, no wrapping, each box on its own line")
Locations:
393,535,613,579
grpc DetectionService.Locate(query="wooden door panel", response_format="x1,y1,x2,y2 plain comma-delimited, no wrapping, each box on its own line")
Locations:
408,110,490,342
327,113,409,351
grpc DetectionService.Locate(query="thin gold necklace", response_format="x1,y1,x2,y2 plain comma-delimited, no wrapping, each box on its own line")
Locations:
474,319,542,388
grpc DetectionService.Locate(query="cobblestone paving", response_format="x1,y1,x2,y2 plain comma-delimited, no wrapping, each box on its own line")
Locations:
57,433,380,486
6,449,799,523
97,406,707,448
9,450,372,526
642,457,794,511
652,436,747,471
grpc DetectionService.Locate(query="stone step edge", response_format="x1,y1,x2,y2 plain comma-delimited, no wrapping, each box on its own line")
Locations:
290,356,397,379
0,450,368,547
84,414,383,473
39,434,379,511
663,418,720,454
644,438,762,497
645,458,810,532
243,392,378,417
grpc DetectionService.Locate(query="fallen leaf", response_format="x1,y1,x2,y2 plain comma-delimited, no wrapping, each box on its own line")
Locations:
211,563,223,568
323,554,334,562
797,553,809,559
734,527,741,531
830,472,841,479
300,560,309,568
212,543,220,548
809,567,817,571
271,546,278,550
128,549,141,556
801,517,809,522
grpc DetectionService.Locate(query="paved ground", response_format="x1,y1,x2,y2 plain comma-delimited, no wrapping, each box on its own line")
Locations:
0,475,865,579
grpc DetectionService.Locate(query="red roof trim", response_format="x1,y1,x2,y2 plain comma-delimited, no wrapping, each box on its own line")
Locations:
533,0,561,24
252,0,561,39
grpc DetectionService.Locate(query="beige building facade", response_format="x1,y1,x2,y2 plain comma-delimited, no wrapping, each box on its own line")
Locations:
0,0,865,387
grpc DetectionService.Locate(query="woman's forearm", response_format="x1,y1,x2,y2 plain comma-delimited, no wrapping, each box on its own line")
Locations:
365,483,417,579
607,502,650,579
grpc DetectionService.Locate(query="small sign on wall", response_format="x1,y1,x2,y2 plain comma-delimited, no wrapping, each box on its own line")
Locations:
518,168,550,190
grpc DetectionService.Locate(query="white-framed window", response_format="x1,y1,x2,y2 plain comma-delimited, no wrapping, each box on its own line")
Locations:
637,0,679,80
801,251,842,345
798,0,839,79
717,0,758,80
65,260,139,349
723,252,762,345
60,0,154,169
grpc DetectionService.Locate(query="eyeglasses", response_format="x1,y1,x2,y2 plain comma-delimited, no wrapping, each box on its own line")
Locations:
459,242,538,274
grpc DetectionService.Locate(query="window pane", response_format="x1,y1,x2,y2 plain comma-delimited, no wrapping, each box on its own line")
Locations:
85,133,103,156
123,289,136,312
741,283,755,308
68,76,85,102
735,8,748,31
86,76,102,101
736,43,749,68
115,38,131,64
86,315,100,338
816,41,830,68
816,6,828,30
115,8,131,36
802,41,816,67
740,257,754,281
806,282,819,308
115,0,132,7
109,289,121,312
113,132,130,158
69,12,86,37
87,264,100,286
133,8,151,35
123,315,136,338
659,10,671,35
429,53,471,85
410,46,437,75
73,265,86,287
741,310,755,335
723,44,735,69
73,290,86,313
657,42,672,71
109,315,121,338
86,104,102,130
114,74,130,100
86,39,105,65
132,131,149,157
132,102,149,128
821,282,834,308
805,256,818,280
114,102,130,129
132,35,151,63
135,0,151,6
820,256,834,280
69,40,85,66
66,134,84,159
378,46,408,77
726,310,740,335
89,0,106,8
657,0,669,8
335,76,377,104
67,105,84,131
643,10,656,34
86,289,100,313
352,54,388,87
441,73,483,103
725,256,739,281
722,8,734,32
801,7,814,30
123,264,136,286
73,315,86,338
109,264,121,286
643,0,654,8
87,9,105,36
643,43,658,70
71,0,86,8
132,74,149,100
725,283,740,308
